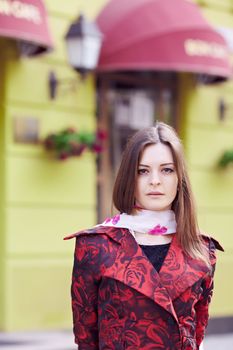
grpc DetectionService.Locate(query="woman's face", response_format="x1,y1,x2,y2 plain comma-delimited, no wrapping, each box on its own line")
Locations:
135,143,178,211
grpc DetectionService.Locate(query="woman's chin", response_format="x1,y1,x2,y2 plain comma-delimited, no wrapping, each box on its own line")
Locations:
143,204,171,211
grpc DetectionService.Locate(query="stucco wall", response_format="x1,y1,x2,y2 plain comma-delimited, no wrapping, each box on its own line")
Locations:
0,43,6,331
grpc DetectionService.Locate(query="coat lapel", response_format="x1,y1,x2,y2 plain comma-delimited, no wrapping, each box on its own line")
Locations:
103,228,211,318
159,234,210,300
102,227,179,322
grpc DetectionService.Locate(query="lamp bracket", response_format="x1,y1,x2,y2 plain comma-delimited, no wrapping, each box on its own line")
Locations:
48,70,83,100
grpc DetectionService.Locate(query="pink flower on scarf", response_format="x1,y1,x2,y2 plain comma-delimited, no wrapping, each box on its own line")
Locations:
104,214,120,225
104,217,112,223
148,225,168,235
112,214,120,225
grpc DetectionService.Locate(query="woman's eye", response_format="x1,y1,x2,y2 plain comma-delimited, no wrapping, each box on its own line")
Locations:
162,167,174,174
138,168,148,175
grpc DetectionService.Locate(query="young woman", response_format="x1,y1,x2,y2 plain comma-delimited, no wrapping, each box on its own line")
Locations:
65,122,223,350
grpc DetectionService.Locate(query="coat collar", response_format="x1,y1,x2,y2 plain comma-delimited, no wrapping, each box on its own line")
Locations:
65,226,215,321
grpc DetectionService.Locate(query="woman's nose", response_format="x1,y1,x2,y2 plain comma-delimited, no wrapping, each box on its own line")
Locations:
149,171,161,185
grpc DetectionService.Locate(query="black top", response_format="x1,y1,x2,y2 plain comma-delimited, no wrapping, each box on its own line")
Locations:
139,243,170,272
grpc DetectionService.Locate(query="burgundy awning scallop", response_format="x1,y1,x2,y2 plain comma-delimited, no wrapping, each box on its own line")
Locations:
96,0,232,81
0,0,53,55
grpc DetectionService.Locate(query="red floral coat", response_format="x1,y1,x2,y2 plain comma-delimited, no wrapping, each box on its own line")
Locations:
65,226,223,350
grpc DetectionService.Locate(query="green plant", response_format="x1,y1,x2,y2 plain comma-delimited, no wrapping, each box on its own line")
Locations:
43,127,107,160
218,149,233,168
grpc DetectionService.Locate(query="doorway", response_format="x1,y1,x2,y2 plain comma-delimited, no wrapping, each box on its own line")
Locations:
96,71,178,221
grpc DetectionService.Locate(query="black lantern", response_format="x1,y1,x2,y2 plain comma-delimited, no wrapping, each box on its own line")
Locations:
48,14,103,99
65,14,103,76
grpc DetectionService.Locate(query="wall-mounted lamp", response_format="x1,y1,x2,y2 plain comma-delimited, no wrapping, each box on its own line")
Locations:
48,14,103,100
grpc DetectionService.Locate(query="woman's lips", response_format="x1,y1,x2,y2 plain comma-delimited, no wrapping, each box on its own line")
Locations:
147,192,164,195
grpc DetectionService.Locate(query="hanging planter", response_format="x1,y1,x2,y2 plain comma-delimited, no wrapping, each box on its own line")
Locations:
43,127,107,160
218,149,233,168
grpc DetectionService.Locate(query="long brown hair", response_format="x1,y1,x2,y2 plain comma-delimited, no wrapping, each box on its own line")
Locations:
113,122,209,265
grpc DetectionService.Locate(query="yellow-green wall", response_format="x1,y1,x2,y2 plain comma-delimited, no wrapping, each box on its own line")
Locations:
0,41,7,330
187,0,233,317
0,0,108,331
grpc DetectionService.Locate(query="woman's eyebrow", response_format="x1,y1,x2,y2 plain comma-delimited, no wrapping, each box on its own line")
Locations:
160,162,175,166
139,162,174,167
138,164,150,167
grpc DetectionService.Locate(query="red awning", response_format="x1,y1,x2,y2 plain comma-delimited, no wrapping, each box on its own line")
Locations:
96,0,232,81
0,0,53,55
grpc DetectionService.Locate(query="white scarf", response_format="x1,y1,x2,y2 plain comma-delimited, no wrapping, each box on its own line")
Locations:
97,209,177,245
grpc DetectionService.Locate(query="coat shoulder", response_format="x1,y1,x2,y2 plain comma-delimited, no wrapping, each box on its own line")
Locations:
64,225,125,244
64,227,103,240
201,233,224,252
200,233,224,267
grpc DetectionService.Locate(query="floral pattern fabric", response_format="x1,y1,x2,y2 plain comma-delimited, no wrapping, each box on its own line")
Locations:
65,226,223,350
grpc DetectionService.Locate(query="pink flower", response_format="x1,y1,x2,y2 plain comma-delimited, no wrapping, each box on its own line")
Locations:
92,144,103,153
96,129,108,140
104,217,112,223
58,151,69,160
104,214,120,225
44,136,55,150
112,214,120,225
71,144,86,156
148,225,168,235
